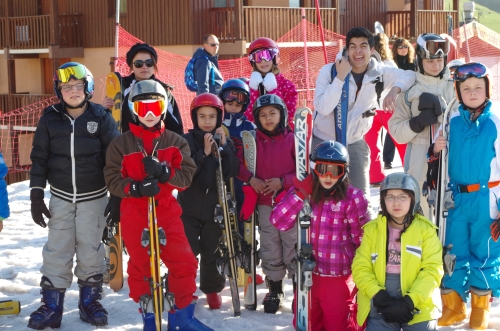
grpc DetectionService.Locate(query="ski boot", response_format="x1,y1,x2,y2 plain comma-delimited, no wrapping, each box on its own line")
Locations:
139,295,157,331
78,274,108,326
28,276,66,330
206,292,222,309
469,287,492,330
167,299,214,331
262,276,284,314
437,289,466,326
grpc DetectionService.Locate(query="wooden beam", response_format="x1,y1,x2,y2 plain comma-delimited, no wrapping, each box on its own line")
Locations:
410,0,418,38
49,0,59,46
235,0,242,41
7,59,16,94
453,0,459,29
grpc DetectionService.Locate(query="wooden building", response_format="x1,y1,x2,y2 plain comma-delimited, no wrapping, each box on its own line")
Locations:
0,0,459,112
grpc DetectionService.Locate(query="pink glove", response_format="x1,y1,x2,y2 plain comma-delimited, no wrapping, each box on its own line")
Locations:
240,185,258,222
293,173,314,200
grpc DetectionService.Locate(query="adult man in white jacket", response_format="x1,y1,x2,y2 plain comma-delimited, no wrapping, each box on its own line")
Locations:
313,27,416,215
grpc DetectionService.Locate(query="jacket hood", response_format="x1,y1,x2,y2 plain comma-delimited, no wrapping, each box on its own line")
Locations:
193,47,218,61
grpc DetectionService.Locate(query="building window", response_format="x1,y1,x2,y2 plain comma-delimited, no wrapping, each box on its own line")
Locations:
109,0,127,18
215,0,234,7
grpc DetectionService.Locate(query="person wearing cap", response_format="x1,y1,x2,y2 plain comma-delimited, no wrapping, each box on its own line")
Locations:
104,80,213,330
388,33,457,219
28,62,120,329
102,42,184,135
428,62,500,330
190,34,224,95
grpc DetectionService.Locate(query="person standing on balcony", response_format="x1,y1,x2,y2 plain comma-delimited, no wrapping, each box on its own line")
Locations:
245,37,297,129
191,34,224,96
102,42,184,135
313,27,416,217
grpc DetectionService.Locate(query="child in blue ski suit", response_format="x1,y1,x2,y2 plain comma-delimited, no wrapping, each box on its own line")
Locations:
0,151,10,232
429,62,500,329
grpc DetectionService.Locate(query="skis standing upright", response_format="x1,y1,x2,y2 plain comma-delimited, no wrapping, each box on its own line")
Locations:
294,107,314,331
241,130,257,310
212,134,241,317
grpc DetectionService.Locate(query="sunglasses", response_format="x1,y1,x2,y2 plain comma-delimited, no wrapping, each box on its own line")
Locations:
453,62,488,82
133,59,155,68
397,45,409,49
221,90,249,105
313,162,345,179
129,99,165,118
55,65,86,83
248,48,279,63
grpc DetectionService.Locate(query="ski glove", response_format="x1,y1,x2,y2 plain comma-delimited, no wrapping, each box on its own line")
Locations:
104,195,121,227
378,295,415,324
30,189,51,228
143,156,171,183
262,72,278,92
293,173,314,200
491,217,500,242
373,290,397,309
418,92,443,117
240,185,258,222
409,109,439,133
129,178,160,198
249,71,264,90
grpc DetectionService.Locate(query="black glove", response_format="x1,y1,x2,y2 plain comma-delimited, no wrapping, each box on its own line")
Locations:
378,295,415,324
129,178,160,198
104,195,121,227
418,92,443,117
142,156,171,183
373,290,398,309
30,189,51,228
409,110,438,133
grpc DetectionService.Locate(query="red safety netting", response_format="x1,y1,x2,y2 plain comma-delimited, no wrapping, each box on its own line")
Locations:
2,21,500,183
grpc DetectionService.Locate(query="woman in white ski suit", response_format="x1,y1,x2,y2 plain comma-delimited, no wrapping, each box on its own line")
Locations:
388,67,456,218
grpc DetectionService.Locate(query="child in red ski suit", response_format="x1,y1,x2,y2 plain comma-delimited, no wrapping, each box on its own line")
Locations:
271,141,369,330
104,80,212,331
238,94,296,313
245,37,297,129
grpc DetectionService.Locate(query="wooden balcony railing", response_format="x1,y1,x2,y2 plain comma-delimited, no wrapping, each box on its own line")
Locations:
59,14,83,48
385,10,458,39
0,18,5,48
212,7,237,42
0,94,54,115
9,15,50,49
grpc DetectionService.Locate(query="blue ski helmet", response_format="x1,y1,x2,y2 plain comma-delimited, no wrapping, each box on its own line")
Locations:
219,78,251,112
53,62,94,103
310,141,349,183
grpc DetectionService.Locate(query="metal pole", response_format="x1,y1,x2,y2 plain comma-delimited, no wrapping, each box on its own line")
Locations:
114,0,121,71
301,8,311,109
462,12,471,63
314,0,328,64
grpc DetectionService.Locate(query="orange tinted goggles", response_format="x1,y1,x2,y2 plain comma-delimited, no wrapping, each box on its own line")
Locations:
131,100,165,117
313,162,345,179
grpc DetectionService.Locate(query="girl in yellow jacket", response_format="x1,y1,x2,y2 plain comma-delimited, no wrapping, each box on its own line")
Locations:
352,172,443,330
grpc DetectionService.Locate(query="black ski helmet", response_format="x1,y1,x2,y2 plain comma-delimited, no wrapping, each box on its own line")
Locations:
416,33,449,78
310,140,349,183
252,94,288,132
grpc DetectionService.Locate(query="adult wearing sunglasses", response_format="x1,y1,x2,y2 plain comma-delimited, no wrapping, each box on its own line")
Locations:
102,42,184,135
190,34,224,95
392,38,417,72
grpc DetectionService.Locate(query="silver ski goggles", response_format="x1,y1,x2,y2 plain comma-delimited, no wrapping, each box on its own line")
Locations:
453,62,488,82
418,39,449,59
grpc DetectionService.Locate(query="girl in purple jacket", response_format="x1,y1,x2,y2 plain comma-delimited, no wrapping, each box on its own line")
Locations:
237,94,296,314
271,141,369,330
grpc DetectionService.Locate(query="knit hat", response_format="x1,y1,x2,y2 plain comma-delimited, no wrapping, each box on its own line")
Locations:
126,43,158,67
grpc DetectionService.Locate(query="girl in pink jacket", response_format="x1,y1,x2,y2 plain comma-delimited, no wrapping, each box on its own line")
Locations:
245,37,298,129
271,141,369,330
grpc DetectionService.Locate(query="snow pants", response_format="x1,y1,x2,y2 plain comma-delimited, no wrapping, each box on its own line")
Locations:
258,205,297,281
365,110,407,183
293,273,360,331
40,195,107,288
443,186,500,301
121,199,198,309
181,215,226,294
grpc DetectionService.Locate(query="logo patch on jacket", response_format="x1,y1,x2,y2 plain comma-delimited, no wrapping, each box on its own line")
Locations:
87,121,98,134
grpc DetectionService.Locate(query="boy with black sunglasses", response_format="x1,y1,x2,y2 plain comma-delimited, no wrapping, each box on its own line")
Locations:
429,62,500,330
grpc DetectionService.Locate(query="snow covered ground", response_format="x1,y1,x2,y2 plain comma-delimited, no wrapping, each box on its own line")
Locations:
0,165,499,330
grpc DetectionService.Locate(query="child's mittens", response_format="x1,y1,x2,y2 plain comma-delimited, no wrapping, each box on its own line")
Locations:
262,72,278,92
491,217,500,242
240,185,258,222
249,71,264,90
293,173,314,200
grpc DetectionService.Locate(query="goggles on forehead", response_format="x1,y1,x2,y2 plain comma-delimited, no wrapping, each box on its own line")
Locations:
129,99,165,118
453,62,488,82
55,65,87,83
421,40,449,58
221,90,249,105
312,161,345,179
248,48,279,63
